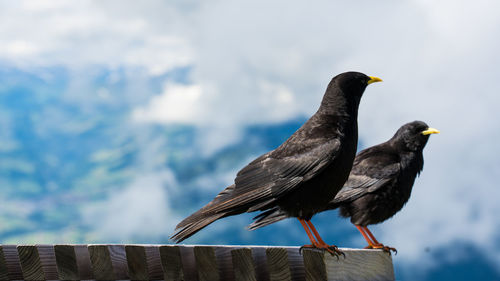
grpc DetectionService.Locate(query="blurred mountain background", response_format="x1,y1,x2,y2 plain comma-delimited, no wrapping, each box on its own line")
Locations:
1,1,500,280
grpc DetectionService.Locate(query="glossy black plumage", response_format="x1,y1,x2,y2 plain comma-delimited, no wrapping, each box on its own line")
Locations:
326,121,437,226
171,72,379,243
250,121,438,235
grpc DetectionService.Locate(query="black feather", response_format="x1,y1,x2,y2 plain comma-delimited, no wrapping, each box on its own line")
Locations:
170,72,378,242
329,120,436,226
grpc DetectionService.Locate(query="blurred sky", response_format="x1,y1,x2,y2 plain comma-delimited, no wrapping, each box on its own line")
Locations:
1,0,500,280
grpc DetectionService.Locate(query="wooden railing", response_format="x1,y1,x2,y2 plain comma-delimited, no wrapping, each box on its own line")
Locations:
0,244,395,280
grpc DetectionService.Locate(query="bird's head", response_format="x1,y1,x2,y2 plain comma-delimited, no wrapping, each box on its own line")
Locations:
334,71,383,96
321,71,382,114
392,121,440,152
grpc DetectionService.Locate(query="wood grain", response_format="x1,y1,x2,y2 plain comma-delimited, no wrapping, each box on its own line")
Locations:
55,245,79,280
159,246,184,281
194,246,220,281
37,245,57,280
144,246,163,280
1,245,23,280
231,248,256,281
0,244,395,280
214,246,234,281
266,248,291,281
179,246,197,281
126,245,149,280
74,244,93,279
88,245,115,280
17,246,45,281
303,249,327,281
252,247,270,281
0,246,8,281
287,248,305,280
108,245,128,279
325,249,395,281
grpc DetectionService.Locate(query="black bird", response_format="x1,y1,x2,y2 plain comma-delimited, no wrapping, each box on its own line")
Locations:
325,121,439,252
171,72,382,255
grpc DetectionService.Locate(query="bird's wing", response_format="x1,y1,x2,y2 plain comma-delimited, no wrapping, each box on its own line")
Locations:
172,138,341,243
330,150,401,205
200,138,341,215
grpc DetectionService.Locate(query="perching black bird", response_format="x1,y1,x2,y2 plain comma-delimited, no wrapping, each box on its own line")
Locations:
325,121,439,252
171,72,382,255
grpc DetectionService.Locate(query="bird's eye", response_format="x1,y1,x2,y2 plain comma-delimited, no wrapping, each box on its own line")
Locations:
412,127,423,134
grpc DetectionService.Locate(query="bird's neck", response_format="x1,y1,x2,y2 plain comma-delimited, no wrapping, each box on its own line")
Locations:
318,89,360,119
316,97,359,128
310,108,358,147
400,151,424,175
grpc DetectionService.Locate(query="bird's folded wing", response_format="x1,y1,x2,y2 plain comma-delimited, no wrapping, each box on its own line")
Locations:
201,139,341,214
331,162,400,204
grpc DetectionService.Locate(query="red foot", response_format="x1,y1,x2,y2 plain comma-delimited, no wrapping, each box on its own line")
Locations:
300,243,345,258
365,244,397,254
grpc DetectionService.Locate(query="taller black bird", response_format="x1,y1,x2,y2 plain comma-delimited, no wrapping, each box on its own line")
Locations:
171,72,382,254
326,121,439,252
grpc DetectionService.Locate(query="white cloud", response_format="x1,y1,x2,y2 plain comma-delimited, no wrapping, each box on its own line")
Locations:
82,172,180,241
133,83,203,124
0,0,193,74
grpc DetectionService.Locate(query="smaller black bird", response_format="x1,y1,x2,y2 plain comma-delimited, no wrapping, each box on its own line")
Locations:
326,121,439,252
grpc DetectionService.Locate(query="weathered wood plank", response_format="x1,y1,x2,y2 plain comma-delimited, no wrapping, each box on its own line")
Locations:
0,246,9,281
89,245,115,280
17,246,45,281
0,245,395,280
1,245,23,280
144,246,163,280
179,246,197,281
126,245,149,280
55,245,79,280
144,245,163,280
252,247,270,281
108,245,128,279
194,246,220,281
37,245,58,280
287,248,305,280
214,246,234,281
231,248,256,281
266,248,291,281
303,249,327,281
74,244,94,279
159,246,184,281
325,249,395,281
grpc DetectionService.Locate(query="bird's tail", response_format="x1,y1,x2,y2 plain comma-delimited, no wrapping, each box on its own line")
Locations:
170,184,242,243
247,207,287,230
170,212,226,243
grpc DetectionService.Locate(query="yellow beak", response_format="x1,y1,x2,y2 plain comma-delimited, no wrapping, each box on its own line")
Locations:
421,128,440,135
367,76,383,85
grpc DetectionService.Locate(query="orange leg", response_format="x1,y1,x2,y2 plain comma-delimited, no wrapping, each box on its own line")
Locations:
363,226,380,245
306,220,328,245
355,225,375,247
298,218,319,246
355,225,397,254
298,219,344,257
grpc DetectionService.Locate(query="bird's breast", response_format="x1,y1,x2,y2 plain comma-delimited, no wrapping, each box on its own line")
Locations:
276,126,358,220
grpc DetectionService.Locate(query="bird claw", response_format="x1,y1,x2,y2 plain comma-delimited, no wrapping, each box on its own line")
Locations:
326,245,345,259
382,246,397,255
299,244,315,254
365,244,397,255
300,244,345,259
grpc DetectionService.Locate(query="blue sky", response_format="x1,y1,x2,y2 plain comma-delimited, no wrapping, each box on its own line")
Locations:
1,0,500,279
